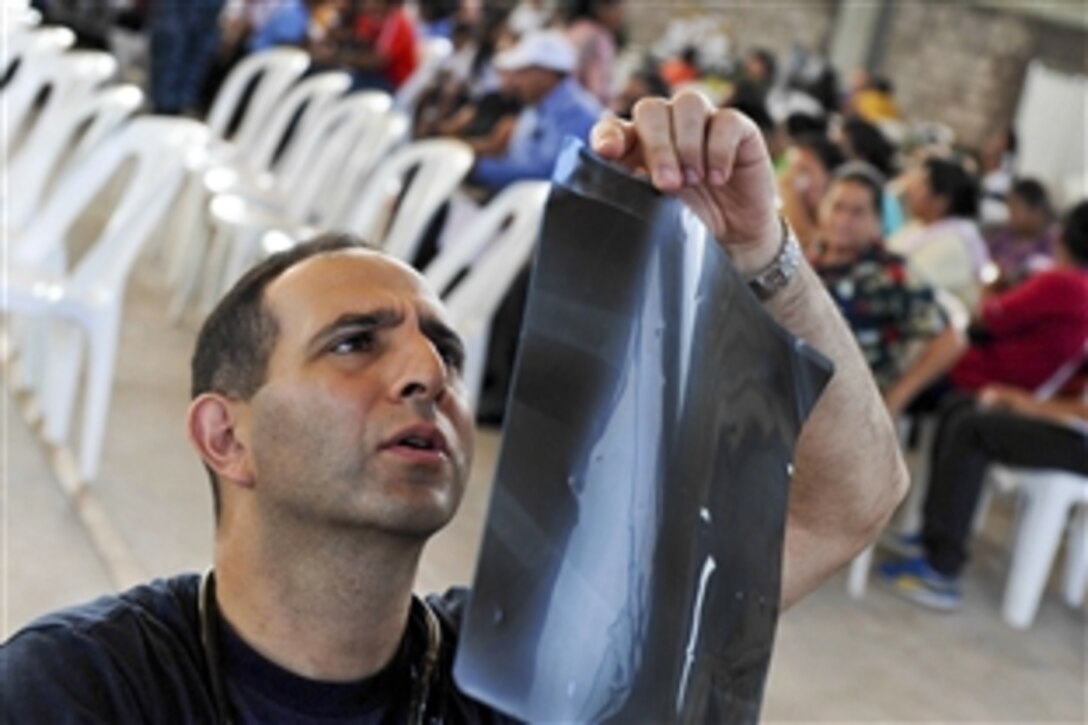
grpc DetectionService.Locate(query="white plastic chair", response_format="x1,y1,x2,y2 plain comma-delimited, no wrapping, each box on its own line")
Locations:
165,70,349,316
423,181,550,407
1,48,116,159
3,117,210,483
4,81,143,234
393,36,452,114
204,46,309,156
196,95,404,304
994,467,1088,629
341,138,474,261
2,23,74,81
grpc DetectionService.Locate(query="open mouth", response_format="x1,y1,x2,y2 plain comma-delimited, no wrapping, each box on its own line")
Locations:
384,425,450,459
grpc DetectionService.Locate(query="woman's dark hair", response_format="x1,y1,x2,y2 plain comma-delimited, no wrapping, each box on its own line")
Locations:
924,156,979,219
842,117,896,177
833,161,886,221
1009,178,1053,218
786,113,828,139
1061,200,1088,267
562,0,619,23
793,132,846,175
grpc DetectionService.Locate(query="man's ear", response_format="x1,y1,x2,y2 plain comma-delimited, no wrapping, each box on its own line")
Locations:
186,393,255,488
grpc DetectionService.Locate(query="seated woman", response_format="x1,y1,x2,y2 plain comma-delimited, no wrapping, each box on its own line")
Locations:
889,156,992,311
984,177,1058,291
812,163,964,417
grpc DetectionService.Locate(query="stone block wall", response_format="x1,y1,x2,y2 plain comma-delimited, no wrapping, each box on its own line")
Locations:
621,1,1086,152
877,0,1039,149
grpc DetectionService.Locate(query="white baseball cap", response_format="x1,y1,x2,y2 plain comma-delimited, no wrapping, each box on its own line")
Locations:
493,30,577,74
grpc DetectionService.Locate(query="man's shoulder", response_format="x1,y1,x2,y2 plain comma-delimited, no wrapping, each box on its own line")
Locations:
1,573,212,720
10,572,202,641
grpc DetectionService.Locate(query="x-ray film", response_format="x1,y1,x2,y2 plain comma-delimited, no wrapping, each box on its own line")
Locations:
454,139,833,723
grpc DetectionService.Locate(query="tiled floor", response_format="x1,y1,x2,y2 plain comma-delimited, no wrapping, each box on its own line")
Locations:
3,264,1085,722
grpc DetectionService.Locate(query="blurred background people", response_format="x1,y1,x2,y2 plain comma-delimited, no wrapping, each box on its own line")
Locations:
612,67,669,119
880,382,1088,611
468,29,600,192
979,127,1019,225
778,133,846,255
148,0,226,115
340,0,419,91
563,0,625,107
984,178,1058,291
890,156,990,310
812,164,961,418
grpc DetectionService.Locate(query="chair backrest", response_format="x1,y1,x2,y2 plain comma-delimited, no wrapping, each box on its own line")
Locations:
2,48,116,157
16,117,210,296
320,104,409,227
275,92,395,223
425,181,550,300
2,24,73,80
204,47,309,153
394,36,452,113
423,181,551,404
243,70,351,176
6,81,143,233
344,138,474,261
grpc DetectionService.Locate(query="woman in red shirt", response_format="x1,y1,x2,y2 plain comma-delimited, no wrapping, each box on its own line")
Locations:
951,201,1088,393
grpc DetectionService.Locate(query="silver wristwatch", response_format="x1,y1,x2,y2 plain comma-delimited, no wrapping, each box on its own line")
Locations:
744,218,802,302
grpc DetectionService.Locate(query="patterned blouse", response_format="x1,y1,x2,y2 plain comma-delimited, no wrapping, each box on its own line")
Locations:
817,246,948,390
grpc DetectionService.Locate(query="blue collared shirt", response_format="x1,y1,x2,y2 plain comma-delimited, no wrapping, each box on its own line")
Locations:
248,0,308,52
472,77,602,190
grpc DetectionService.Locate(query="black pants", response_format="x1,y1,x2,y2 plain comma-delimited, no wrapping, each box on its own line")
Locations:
922,394,1088,577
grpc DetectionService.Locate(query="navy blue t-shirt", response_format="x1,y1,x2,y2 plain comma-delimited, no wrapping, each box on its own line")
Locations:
0,573,517,723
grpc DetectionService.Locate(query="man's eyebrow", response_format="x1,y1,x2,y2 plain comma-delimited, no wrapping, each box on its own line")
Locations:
420,316,465,357
307,310,403,353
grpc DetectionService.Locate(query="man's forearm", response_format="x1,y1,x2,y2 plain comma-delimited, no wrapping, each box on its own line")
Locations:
758,261,910,608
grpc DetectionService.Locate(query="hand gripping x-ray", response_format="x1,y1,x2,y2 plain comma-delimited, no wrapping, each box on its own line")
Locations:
454,139,833,723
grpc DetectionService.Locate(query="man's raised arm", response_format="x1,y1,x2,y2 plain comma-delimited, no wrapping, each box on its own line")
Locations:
591,92,909,608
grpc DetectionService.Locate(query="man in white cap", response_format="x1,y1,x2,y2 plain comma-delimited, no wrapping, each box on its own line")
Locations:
470,29,602,191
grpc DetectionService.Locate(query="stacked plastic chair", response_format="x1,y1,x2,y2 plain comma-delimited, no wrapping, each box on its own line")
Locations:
4,117,211,482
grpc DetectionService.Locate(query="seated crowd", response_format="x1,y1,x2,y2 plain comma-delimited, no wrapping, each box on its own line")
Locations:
62,0,1088,613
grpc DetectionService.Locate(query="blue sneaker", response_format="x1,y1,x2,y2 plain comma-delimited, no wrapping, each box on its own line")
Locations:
878,530,923,558
878,556,962,611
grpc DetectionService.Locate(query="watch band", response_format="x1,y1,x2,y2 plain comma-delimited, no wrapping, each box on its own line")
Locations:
744,217,802,301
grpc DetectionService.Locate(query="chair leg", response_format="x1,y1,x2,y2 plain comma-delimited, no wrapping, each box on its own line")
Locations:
41,321,85,446
77,308,121,483
847,544,874,600
198,225,231,316
1063,506,1088,608
1002,477,1074,629
168,184,211,322
896,416,935,535
219,226,260,301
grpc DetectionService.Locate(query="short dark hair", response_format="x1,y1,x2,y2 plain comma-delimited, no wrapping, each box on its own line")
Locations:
793,132,846,175
923,156,979,219
842,117,896,177
190,233,372,516
1009,178,1053,217
833,161,886,222
1062,200,1088,267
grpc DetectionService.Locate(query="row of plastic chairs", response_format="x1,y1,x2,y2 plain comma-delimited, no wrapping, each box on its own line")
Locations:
2,38,552,487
